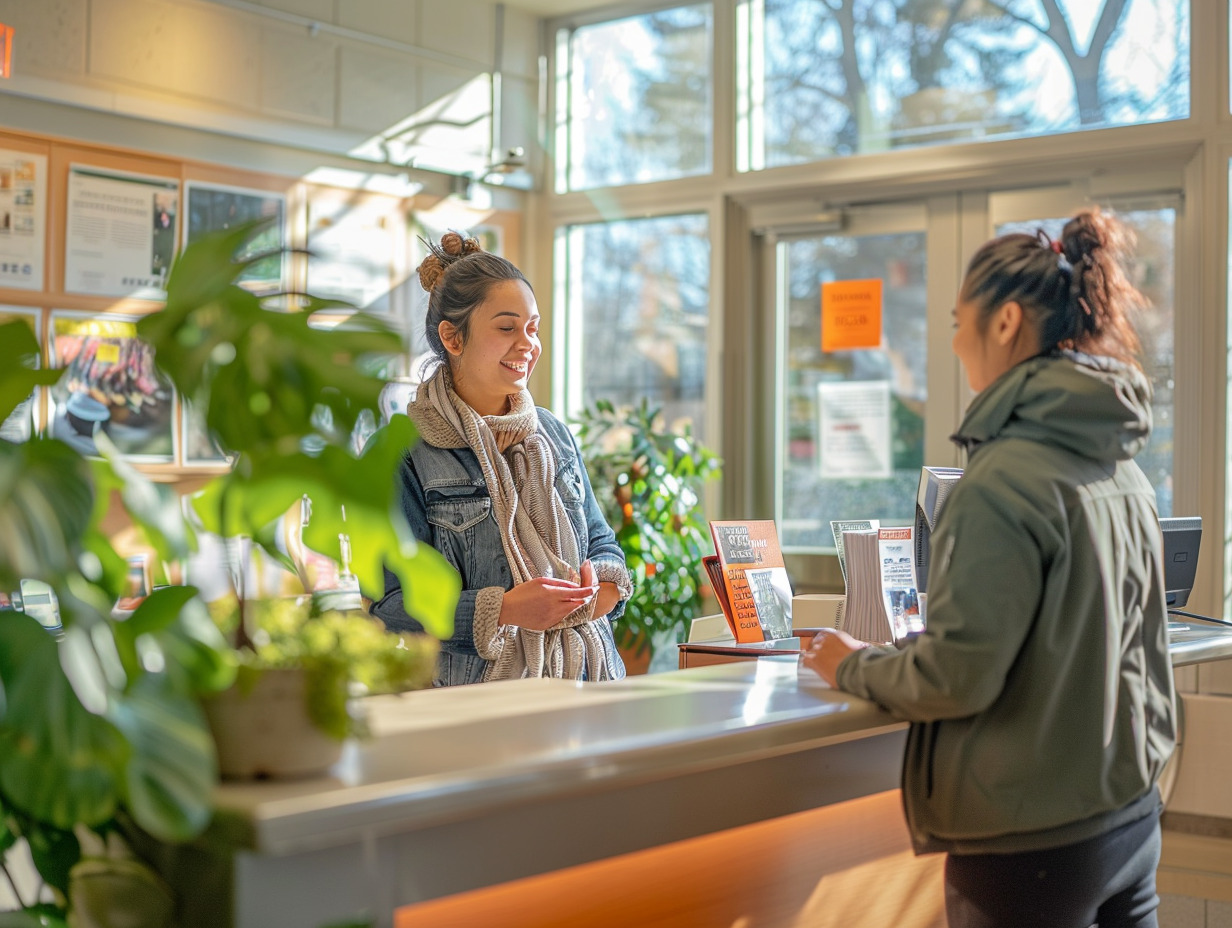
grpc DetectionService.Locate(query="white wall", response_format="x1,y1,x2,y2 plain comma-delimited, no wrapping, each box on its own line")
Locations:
0,0,542,186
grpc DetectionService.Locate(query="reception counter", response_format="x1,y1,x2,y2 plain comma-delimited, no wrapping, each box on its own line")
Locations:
209,620,1232,928
213,657,908,927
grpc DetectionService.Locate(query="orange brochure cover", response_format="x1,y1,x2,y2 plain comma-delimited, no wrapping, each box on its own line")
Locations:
709,520,790,644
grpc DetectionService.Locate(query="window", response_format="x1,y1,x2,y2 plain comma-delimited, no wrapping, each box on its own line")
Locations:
737,0,1190,172
555,5,713,192
997,207,1177,516
555,214,710,434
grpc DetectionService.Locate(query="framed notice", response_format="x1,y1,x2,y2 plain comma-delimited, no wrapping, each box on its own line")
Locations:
0,306,42,443
48,311,175,462
185,181,285,293
0,150,47,290
64,166,180,298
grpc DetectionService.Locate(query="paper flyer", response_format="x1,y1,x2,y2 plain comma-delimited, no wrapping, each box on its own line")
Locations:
0,150,47,290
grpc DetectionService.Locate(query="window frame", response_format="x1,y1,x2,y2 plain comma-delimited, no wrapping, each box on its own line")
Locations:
538,0,1226,620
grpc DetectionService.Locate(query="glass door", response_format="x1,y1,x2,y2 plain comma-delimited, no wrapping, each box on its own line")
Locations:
758,200,962,587
757,174,1184,588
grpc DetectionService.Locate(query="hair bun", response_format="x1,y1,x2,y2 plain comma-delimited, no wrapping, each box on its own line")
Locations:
417,231,485,293
418,255,445,293
440,231,482,258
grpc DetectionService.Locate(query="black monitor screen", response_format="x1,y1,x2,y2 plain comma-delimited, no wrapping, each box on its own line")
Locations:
914,466,963,594
1160,516,1201,608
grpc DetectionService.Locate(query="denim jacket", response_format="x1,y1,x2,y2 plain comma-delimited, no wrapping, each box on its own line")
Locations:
371,407,630,686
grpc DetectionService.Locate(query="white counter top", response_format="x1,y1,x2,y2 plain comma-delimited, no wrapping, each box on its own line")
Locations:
216,658,902,856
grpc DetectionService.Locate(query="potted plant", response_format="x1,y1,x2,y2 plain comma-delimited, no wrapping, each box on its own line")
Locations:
200,597,438,778
134,221,460,777
0,320,235,925
572,399,721,673
0,221,460,923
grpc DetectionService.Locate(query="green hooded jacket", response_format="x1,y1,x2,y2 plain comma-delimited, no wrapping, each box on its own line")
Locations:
836,352,1177,855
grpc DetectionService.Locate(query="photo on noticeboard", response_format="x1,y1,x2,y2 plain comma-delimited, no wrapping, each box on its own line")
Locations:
185,181,285,295
47,310,175,462
0,306,42,444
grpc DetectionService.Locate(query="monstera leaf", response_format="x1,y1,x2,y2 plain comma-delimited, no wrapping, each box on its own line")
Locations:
0,319,61,424
137,221,398,456
0,615,127,831
0,439,95,590
188,415,457,639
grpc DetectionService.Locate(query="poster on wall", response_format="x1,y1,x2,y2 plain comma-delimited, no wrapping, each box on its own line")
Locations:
0,150,47,291
306,192,399,311
817,379,892,479
0,307,42,443
64,166,180,299
48,311,175,461
185,182,285,293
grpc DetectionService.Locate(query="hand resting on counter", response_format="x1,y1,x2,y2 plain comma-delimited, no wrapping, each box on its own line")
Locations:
800,628,870,687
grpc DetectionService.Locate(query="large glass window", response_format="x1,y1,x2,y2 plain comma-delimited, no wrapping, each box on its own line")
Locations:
997,208,1176,516
776,229,928,550
737,0,1190,172
555,5,713,192
556,214,710,434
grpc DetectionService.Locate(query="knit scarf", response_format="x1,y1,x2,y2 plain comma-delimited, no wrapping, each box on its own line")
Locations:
408,365,619,682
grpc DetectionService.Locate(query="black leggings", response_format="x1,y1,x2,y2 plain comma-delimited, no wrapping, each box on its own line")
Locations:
944,810,1162,928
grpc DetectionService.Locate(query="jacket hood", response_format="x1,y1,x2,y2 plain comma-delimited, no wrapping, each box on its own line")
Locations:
952,352,1153,462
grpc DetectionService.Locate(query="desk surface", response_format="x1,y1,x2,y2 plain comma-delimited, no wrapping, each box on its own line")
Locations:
216,621,1232,858
215,659,902,856
681,619,1232,669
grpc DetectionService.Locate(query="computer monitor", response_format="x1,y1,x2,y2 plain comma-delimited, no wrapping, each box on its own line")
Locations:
1160,516,1201,609
914,466,963,595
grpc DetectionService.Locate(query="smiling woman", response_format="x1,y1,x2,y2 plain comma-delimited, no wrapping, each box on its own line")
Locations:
369,231,634,686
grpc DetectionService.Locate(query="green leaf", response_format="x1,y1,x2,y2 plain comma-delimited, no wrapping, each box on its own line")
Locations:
0,439,94,589
107,676,217,842
0,615,126,830
0,320,62,425
21,818,80,899
0,805,16,857
111,586,236,696
91,434,192,564
0,910,68,928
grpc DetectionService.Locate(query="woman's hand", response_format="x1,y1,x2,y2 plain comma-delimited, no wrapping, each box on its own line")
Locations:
579,559,621,620
499,572,598,631
800,628,868,687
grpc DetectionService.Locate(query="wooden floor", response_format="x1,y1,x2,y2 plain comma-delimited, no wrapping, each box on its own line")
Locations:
1158,818,1232,927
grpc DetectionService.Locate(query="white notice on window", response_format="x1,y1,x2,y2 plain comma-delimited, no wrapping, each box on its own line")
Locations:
817,380,892,479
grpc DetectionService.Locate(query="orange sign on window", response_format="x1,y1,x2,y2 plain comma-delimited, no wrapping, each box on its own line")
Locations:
821,278,882,352
0,24,11,79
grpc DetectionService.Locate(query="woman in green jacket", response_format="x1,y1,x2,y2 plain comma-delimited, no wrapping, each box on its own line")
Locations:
803,208,1176,928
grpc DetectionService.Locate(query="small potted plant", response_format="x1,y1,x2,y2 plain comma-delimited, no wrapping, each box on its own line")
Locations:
573,399,722,672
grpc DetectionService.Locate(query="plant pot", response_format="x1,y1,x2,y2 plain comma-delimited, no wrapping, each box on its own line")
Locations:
203,667,342,779
69,857,175,928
